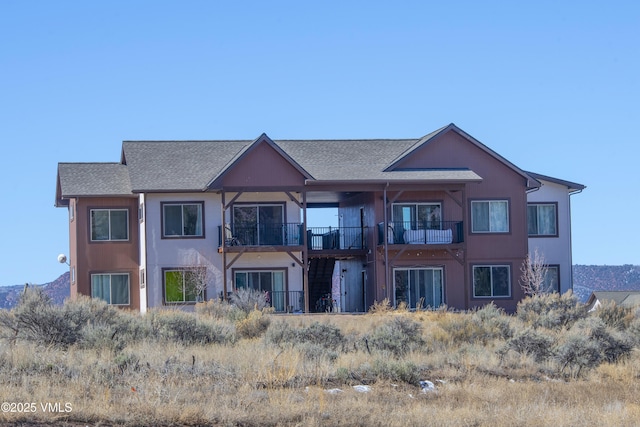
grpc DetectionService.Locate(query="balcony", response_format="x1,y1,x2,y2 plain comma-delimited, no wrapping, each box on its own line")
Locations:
307,227,367,250
219,224,368,252
219,223,304,248
378,221,464,245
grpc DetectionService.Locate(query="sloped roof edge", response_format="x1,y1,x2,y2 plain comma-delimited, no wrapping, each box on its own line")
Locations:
526,171,586,192
206,133,314,189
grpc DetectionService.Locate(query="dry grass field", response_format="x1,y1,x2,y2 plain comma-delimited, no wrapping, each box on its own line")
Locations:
1,289,639,426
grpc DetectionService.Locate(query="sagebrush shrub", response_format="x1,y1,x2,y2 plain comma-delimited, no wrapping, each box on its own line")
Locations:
554,332,603,376
266,321,344,351
368,316,423,357
236,310,271,339
571,316,633,364
594,300,634,330
516,291,587,330
151,311,235,345
503,326,554,362
471,303,513,341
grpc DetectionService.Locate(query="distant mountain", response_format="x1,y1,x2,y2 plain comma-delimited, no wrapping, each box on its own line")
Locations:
573,265,640,302
0,272,70,309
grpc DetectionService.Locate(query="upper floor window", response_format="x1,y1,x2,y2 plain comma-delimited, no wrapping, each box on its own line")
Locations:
473,265,511,297
471,200,509,233
528,203,557,236
91,209,129,241
392,203,441,229
91,273,130,305
162,202,204,238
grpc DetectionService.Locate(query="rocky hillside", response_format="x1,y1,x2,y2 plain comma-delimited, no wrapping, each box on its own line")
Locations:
573,265,640,302
0,272,70,309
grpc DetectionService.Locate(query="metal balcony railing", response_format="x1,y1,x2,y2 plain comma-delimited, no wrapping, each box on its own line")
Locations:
218,223,304,247
378,221,464,245
306,226,368,250
269,290,304,313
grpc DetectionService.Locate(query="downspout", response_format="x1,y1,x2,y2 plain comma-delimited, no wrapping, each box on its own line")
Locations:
383,182,390,303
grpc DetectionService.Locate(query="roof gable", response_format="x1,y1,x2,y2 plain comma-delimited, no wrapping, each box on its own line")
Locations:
208,134,312,189
384,123,539,189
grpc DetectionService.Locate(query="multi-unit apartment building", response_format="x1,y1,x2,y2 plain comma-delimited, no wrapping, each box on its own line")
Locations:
54,123,584,313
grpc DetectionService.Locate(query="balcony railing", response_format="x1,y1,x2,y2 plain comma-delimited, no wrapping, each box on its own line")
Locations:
219,224,368,250
307,227,367,250
378,221,464,245
269,290,304,313
218,223,304,247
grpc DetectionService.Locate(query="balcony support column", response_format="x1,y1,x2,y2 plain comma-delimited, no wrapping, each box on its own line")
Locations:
302,191,309,313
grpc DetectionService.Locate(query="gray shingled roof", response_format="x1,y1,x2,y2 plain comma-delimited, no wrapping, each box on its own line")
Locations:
57,163,132,198
275,138,482,182
589,291,640,308
122,140,252,192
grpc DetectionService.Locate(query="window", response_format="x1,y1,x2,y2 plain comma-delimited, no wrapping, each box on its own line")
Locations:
235,270,285,311
542,265,560,293
162,202,204,237
394,267,443,309
233,204,284,245
392,203,442,229
164,269,204,304
91,273,130,305
69,200,75,222
90,209,129,241
473,265,511,297
471,200,509,233
528,203,557,236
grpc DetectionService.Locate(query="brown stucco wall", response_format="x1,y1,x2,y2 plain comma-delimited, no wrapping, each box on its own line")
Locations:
74,197,140,310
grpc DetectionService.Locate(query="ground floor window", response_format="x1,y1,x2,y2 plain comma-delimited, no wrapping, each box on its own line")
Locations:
473,265,511,297
91,273,130,305
394,267,443,309
164,269,205,304
542,265,560,293
234,270,286,311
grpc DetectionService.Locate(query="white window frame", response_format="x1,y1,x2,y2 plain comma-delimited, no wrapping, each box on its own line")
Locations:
473,265,511,298
471,200,509,233
90,273,130,305
90,208,129,241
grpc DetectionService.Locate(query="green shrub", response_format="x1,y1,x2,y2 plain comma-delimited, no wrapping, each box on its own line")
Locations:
516,291,587,330
368,316,423,357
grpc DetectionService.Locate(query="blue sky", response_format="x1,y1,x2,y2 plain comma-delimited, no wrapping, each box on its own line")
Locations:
0,1,638,286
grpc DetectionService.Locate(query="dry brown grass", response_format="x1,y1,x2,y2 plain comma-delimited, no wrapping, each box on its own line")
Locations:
1,292,640,426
